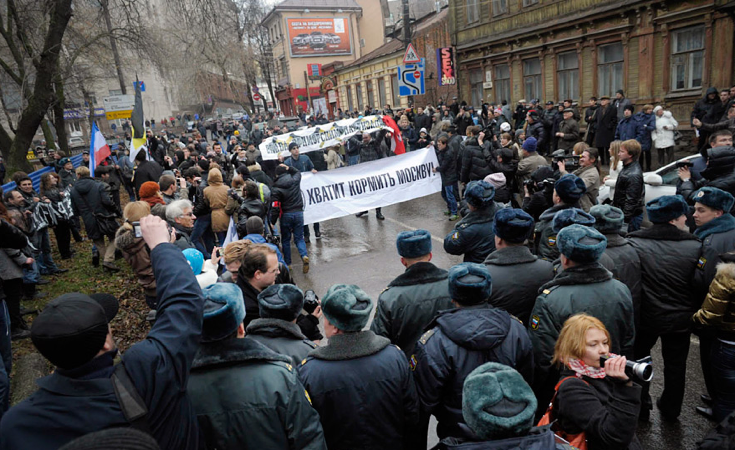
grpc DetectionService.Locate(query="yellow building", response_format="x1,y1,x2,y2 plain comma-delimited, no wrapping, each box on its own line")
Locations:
262,0,389,116
450,0,735,124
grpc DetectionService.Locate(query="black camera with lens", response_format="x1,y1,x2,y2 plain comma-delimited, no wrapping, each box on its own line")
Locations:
553,155,581,171
303,290,319,314
600,355,653,382
524,178,555,193
676,161,694,169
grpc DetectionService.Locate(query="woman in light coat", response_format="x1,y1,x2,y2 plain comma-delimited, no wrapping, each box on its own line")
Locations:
653,106,678,167
326,146,344,170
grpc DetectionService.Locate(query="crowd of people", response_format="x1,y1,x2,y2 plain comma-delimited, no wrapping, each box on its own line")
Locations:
0,86,735,449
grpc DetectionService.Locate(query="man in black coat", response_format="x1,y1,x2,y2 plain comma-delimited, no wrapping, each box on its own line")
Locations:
412,263,533,445
371,230,453,357
444,181,499,263
1,216,203,449
132,149,163,200
594,96,617,166
355,131,389,220
435,136,460,219
628,195,702,421
483,208,553,325
299,284,418,450
678,135,735,212
693,87,723,153
70,167,119,271
460,126,492,184
526,111,547,155
270,164,310,271
611,139,645,232
236,244,280,328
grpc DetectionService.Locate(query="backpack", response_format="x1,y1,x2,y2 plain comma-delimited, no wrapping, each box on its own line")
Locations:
537,376,589,450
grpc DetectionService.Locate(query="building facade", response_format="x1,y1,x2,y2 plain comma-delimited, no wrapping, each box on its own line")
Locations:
262,0,389,116
450,0,735,125
335,7,457,113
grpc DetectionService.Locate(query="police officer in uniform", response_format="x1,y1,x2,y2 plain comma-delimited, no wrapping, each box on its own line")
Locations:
444,181,499,263
246,284,318,366
483,208,554,325
534,174,587,261
187,283,326,449
548,208,619,276
528,224,635,413
371,230,453,357
299,285,418,450
412,263,533,445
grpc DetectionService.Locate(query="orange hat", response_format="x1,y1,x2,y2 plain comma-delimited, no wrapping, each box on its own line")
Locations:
138,181,160,199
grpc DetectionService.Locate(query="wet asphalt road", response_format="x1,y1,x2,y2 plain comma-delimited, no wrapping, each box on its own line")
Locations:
287,192,713,449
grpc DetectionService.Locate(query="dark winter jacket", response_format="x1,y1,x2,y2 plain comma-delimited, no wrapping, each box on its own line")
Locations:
270,167,303,217
627,224,701,335
299,331,419,450
529,263,635,383
460,137,492,183
436,145,459,186
454,113,474,137
169,221,195,251
237,277,263,328
595,104,618,149
527,121,547,152
188,337,326,450
132,159,163,198
359,135,389,162
444,203,499,263
236,197,267,237
614,116,639,142
611,161,644,221
434,427,568,450
413,305,534,441
634,112,656,151
483,246,554,325
370,262,453,357
678,147,735,211
601,233,642,328
246,318,318,366
58,168,77,190
70,177,117,240
0,244,203,450
557,119,580,152
556,371,643,450
534,202,579,261
693,214,735,296
692,87,723,125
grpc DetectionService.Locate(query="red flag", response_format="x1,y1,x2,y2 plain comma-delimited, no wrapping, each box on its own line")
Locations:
382,115,405,155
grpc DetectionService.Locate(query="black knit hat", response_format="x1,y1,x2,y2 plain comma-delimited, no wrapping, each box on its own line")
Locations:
31,293,119,370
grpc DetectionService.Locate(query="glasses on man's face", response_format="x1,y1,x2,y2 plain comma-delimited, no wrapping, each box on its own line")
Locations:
182,212,195,217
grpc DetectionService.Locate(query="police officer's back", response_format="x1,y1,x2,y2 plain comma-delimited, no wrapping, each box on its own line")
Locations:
534,174,587,261
444,181,499,263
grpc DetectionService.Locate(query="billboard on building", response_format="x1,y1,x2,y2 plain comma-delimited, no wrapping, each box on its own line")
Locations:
437,47,456,86
286,17,352,57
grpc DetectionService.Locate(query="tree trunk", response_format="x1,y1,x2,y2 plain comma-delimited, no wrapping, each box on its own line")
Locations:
101,0,126,94
54,71,69,155
9,0,74,171
41,120,56,150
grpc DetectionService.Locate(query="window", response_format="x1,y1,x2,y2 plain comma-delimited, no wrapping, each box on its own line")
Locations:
494,64,511,104
367,80,375,108
492,0,508,16
346,85,354,111
109,89,122,96
356,82,364,109
378,77,387,106
522,0,539,5
470,69,484,108
597,43,624,97
671,26,704,90
557,52,579,101
391,74,400,107
466,0,479,24
523,58,542,102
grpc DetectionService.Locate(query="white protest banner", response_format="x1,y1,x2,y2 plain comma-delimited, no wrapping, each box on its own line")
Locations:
300,148,442,225
259,115,391,160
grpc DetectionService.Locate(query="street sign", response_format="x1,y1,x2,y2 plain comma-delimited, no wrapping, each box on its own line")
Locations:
253,93,261,101
398,58,425,96
403,43,421,64
103,95,135,112
133,81,146,92
105,110,132,120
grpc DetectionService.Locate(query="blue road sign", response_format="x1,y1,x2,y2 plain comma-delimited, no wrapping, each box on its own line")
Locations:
398,58,425,96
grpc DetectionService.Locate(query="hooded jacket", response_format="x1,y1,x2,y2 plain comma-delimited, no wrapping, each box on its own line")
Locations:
653,110,679,149
693,87,724,125
187,337,326,450
693,214,735,292
413,305,534,441
202,170,230,232
370,262,453,357
483,246,554,325
627,224,702,335
115,225,156,297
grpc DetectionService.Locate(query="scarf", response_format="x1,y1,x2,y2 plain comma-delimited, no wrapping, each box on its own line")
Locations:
567,353,619,379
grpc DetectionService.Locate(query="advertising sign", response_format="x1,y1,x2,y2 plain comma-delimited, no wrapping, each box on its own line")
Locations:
437,47,456,86
286,17,352,57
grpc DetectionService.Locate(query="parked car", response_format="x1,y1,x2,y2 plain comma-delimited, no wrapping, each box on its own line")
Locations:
324,33,341,44
68,137,87,149
309,31,326,49
597,153,701,219
293,33,311,46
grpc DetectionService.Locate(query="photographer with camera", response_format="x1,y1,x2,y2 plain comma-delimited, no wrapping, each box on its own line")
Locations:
558,147,601,212
522,166,556,221
549,314,643,450
627,195,702,421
